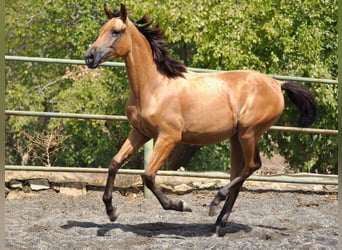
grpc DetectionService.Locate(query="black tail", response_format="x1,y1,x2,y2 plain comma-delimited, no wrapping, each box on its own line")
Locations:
281,81,317,127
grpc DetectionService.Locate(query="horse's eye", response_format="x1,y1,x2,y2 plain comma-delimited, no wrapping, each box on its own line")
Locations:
111,29,121,36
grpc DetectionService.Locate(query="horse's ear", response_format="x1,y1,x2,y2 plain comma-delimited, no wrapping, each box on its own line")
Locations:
120,3,127,22
104,4,113,19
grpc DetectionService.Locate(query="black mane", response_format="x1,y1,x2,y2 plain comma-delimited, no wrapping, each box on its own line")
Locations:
111,8,187,78
134,16,187,78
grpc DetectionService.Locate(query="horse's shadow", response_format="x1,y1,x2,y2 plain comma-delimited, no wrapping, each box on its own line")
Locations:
61,220,252,238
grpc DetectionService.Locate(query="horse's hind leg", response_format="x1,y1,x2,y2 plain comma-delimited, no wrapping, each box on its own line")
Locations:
141,135,192,212
210,131,262,235
103,128,149,221
209,134,245,222
215,145,261,236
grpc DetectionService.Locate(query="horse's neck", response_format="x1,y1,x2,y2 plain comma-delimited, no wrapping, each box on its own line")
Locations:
124,24,163,104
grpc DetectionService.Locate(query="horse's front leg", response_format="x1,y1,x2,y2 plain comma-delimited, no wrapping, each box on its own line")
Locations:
103,128,149,221
141,135,192,212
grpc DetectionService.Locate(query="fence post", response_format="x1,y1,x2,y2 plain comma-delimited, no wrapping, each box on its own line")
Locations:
143,139,154,198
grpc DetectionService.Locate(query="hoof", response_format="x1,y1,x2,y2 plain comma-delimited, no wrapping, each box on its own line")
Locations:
181,200,192,212
206,225,223,237
215,225,225,237
108,209,119,222
208,205,218,217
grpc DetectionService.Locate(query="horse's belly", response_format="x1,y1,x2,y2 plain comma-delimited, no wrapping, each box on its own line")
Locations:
181,121,236,145
181,130,235,145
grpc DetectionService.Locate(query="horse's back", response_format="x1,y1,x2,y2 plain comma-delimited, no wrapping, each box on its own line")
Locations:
186,70,283,111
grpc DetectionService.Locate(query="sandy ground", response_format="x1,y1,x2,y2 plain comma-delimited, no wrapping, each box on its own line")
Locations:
5,187,338,250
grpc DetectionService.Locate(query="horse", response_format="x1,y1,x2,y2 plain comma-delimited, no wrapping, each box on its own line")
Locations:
85,4,316,236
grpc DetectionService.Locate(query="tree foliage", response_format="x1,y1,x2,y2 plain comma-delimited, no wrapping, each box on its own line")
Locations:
5,0,337,173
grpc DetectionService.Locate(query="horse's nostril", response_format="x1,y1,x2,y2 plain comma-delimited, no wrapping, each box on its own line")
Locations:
85,52,94,65
85,53,93,60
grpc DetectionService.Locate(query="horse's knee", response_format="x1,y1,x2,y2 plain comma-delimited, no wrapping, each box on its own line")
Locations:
108,158,120,175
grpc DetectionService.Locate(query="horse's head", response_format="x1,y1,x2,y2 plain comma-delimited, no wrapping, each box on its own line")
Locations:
85,4,131,68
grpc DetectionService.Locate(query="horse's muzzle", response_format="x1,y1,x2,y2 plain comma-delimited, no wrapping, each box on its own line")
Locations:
85,47,102,69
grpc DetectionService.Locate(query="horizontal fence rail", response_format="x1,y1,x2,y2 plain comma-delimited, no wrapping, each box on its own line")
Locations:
5,110,338,135
5,110,128,121
5,55,338,85
5,166,338,185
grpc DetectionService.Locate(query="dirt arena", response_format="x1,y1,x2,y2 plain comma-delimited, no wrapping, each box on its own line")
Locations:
5,187,338,249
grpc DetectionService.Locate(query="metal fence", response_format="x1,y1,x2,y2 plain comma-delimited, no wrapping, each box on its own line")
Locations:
5,56,338,186
5,55,339,85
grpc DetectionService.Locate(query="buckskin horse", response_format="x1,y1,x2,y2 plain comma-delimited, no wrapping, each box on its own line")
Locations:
85,4,316,235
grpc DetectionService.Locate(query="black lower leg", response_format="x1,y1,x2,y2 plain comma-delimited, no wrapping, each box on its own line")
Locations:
213,182,243,235
209,176,244,216
142,173,192,212
103,160,120,221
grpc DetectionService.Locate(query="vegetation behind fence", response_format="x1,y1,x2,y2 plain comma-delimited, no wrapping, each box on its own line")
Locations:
5,0,338,174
